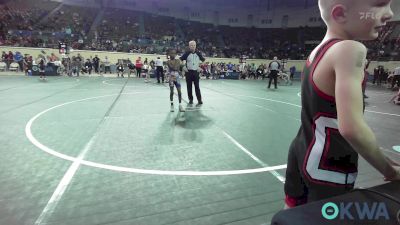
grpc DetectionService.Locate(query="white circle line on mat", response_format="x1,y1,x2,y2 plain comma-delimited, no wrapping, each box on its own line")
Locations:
102,79,149,87
25,93,287,176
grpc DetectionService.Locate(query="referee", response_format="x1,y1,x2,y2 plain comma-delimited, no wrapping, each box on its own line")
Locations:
268,56,281,89
180,40,205,105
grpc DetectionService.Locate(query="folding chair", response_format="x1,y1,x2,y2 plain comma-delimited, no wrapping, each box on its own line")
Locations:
0,62,6,72
9,62,19,72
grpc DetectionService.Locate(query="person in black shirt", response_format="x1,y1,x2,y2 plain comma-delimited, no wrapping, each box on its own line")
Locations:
256,65,264,80
93,55,100,73
127,59,135,78
1,51,6,63
83,59,93,75
39,57,46,80
373,65,384,86
116,60,124,78
72,56,82,77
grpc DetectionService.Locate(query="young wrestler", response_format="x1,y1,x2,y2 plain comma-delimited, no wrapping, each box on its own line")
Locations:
167,49,185,112
283,0,399,209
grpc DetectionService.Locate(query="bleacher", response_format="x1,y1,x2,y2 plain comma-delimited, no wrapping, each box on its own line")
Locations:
1,2,400,61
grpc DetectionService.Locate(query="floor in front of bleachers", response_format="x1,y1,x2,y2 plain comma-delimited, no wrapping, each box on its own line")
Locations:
0,74,399,225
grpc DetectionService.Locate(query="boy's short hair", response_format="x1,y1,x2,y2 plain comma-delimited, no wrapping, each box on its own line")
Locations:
168,49,177,55
319,0,349,23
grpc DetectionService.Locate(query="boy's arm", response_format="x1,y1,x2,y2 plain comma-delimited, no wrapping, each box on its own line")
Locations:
179,52,188,61
197,52,205,62
165,61,170,73
333,41,398,179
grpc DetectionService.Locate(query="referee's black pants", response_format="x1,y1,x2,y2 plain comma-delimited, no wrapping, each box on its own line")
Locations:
186,70,202,103
156,66,164,83
268,70,278,89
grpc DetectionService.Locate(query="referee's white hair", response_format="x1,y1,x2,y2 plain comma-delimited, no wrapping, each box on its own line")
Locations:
189,40,196,45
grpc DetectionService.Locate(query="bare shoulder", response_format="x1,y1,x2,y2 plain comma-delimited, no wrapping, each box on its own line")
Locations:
331,40,367,54
328,40,367,70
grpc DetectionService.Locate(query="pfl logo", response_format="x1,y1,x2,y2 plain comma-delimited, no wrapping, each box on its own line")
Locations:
360,12,377,20
321,202,391,221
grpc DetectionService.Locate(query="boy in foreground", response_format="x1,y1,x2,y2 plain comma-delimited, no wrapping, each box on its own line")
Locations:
283,0,399,209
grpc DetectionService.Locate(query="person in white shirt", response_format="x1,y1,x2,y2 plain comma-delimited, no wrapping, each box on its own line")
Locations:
104,56,111,74
155,57,164,83
143,61,150,82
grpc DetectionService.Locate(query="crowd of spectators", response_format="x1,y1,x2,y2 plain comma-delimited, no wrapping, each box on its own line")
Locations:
1,1,400,61
0,0,59,31
363,22,400,60
1,47,399,96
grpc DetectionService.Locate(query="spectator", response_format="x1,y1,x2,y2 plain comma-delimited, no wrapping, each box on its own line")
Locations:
127,58,135,77
92,55,100,73
39,56,46,80
1,51,7,63
155,56,164,83
72,56,82,76
143,60,150,82
103,56,111,74
83,59,92,75
6,51,14,70
23,54,30,75
14,51,23,71
135,56,142,78
49,53,58,62
290,65,296,80
62,55,72,76
256,65,264,80
116,59,124,78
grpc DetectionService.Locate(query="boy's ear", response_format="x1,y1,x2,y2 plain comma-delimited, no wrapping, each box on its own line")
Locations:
332,4,347,23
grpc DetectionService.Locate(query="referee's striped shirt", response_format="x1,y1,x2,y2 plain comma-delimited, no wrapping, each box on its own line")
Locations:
180,51,205,71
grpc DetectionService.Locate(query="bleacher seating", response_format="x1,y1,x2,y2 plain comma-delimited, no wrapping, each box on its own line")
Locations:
1,2,399,61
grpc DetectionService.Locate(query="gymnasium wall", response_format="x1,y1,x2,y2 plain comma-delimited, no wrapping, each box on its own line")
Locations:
1,46,399,74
